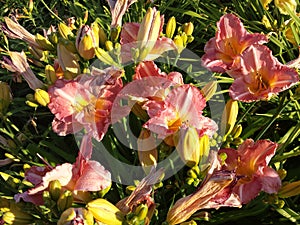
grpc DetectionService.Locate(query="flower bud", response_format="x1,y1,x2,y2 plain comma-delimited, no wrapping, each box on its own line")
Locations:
274,0,297,15
49,180,62,202
45,64,57,84
166,16,176,38
34,88,50,107
278,180,300,198
201,81,217,101
98,26,108,47
87,198,124,225
58,207,94,225
220,99,239,139
0,82,12,115
180,220,197,225
110,25,121,42
105,40,114,52
137,129,158,174
76,25,97,59
57,190,74,212
135,204,148,220
231,124,243,139
173,35,184,54
58,22,74,39
57,43,81,78
35,33,55,50
49,32,59,44
174,127,200,168
182,22,194,36
199,134,210,166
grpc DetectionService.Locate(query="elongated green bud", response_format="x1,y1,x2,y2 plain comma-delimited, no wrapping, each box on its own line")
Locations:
49,180,62,202
135,204,148,220
57,190,73,212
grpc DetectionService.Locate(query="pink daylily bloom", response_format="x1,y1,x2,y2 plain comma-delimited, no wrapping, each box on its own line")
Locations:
201,13,268,73
229,45,299,102
134,61,183,84
106,0,137,28
120,8,176,62
219,139,282,204
144,84,218,139
48,67,123,140
14,135,111,205
0,51,44,90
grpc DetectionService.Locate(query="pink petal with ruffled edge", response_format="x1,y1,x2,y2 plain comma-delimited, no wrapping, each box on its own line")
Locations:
201,13,267,73
229,45,299,102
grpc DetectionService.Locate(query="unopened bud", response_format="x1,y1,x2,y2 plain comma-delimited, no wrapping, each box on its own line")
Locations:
166,16,176,38
174,127,200,168
58,22,74,39
57,190,73,212
76,25,97,59
87,198,124,225
135,204,148,220
49,180,61,201
105,40,114,52
173,35,184,54
35,33,55,50
0,82,12,115
221,99,239,139
182,22,194,36
201,81,217,101
45,64,57,84
137,129,158,174
98,26,108,47
278,180,300,198
34,88,50,107
110,26,121,42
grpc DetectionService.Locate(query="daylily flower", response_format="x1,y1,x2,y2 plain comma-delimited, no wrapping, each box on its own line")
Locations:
14,135,112,205
120,7,176,62
111,62,183,122
1,16,40,48
48,67,123,141
0,51,44,90
219,139,282,204
201,13,268,73
228,45,299,102
106,0,137,29
143,84,218,139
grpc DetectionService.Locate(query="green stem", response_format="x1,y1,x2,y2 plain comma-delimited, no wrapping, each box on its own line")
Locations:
255,94,288,141
236,101,257,125
39,0,63,22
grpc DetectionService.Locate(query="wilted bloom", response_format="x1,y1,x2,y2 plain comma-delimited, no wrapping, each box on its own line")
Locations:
0,51,44,90
14,135,112,205
201,13,268,73
0,82,12,115
87,198,124,225
48,67,123,140
1,16,40,48
120,7,176,62
58,207,94,225
144,84,218,139
76,24,98,59
167,168,241,224
116,168,164,224
274,0,297,15
228,45,299,102
219,139,282,204
106,0,137,29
